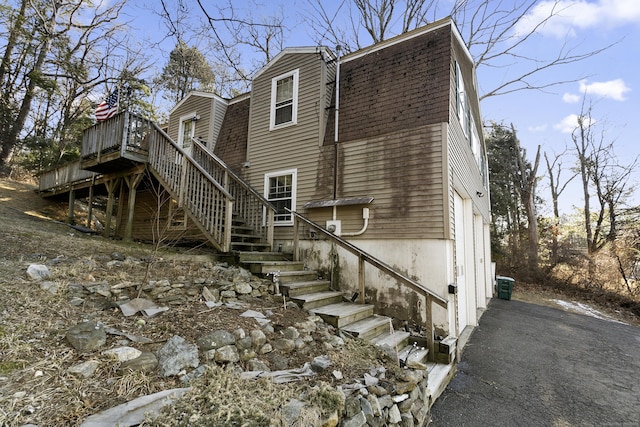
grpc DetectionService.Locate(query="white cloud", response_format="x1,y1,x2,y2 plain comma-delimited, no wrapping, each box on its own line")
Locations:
563,92,581,103
528,124,549,132
579,78,630,100
554,113,596,133
514,0,640,38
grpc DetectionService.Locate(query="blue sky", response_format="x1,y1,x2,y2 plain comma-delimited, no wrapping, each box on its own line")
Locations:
126,0,640,215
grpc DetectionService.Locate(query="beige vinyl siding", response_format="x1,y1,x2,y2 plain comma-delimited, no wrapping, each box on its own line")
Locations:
447,55,491,226
325,124,446,240
247,52,330,240
210,98,228,150
168,95,215,145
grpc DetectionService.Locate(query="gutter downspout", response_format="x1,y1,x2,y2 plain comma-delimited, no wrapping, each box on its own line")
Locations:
333,45,341,221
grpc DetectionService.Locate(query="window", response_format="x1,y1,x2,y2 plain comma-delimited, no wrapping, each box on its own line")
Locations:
270,70,299,129
264,169,297,225
178,113,196,148
455,62,468,137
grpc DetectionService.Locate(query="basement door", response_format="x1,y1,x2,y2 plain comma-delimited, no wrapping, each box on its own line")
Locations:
454,192,468,331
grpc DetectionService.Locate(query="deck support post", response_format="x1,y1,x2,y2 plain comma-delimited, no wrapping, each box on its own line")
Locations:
103,178,121,238
86,177,95,228
67,189,76,224
123,172,145,242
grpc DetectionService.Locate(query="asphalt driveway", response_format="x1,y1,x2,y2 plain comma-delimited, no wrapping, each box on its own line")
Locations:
429,298,640,426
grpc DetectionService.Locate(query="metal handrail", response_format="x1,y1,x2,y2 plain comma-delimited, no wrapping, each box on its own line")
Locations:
288,208,448,360
288,209,447,307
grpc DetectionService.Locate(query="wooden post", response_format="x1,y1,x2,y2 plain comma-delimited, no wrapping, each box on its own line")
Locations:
292,215,299,261
124,172,144,242
103,178,121,238
67,189,76,224
358,254,365,304
267,210,275,251
223,199,233,252
86,176,95,228
426,295,435,362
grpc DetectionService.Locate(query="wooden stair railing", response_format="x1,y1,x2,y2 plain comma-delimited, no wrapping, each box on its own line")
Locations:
288,208,448,360
146,124,235,252
190,138,275,251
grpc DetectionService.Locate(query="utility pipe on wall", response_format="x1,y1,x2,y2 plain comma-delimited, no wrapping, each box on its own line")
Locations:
341,207,370,237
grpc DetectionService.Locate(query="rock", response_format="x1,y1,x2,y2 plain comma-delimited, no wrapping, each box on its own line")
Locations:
68,297,85,306
333,370,343,380
119,352,158,373
398,369,424,384
393,393,410,403
344,397,361,418
282,399,305,426
325,334,344,347
378,394,394,410
156,336,199,377
282,326,300,340
400,412,415,427
395,380,416,395
364,372,379,387
202,286,219,302
388,404,402,424
39,281,59,294
233,328,246,340
236,336,253,350
220,290,236,299
235,282,253,294
26,264,50,281
215,345,240,363
294,319,318,333
367,394,383,416
196,330,236,351
180,365,207,383
250,330,267,349
246,359,270,371
67,321,106,352
102,346,142,362
342,411,367,427
111,252,126,261
79,388,190,427
84,282,112,298
259,343,273,354
273,338,295,353
311,355,332,372
360,395,374,419
68,360,100,378
321,411,340,427
267,354,289,370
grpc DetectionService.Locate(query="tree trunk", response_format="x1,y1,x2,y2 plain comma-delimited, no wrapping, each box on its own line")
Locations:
0,5,57,172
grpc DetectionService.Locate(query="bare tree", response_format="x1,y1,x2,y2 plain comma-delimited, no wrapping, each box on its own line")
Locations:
0,0,138,174
155,0,285,97
544,148,577,265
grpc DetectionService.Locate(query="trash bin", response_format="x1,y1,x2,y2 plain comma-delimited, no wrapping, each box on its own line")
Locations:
496,276,515,300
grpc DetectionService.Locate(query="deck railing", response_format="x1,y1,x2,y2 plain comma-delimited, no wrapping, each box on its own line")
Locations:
288,208,448,360
81,111,152,160
38,160,97,193
191,139,275,250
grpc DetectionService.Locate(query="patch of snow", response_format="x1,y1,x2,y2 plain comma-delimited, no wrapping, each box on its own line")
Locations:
552,299,628,325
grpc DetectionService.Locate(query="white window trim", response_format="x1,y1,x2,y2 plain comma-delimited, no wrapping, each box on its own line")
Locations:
178,112,197,148
264,168,297,226
269,69,299,130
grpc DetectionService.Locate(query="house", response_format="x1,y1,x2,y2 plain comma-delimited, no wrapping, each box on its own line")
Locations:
39,16,492,381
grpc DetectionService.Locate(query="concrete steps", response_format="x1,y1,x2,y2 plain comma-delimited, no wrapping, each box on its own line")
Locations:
239,252,430,367
290,291,344,310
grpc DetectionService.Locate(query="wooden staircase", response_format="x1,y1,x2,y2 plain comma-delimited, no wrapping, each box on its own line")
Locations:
240,252,431,368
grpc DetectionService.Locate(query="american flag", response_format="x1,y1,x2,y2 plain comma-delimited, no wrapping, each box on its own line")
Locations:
95,89,119,121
